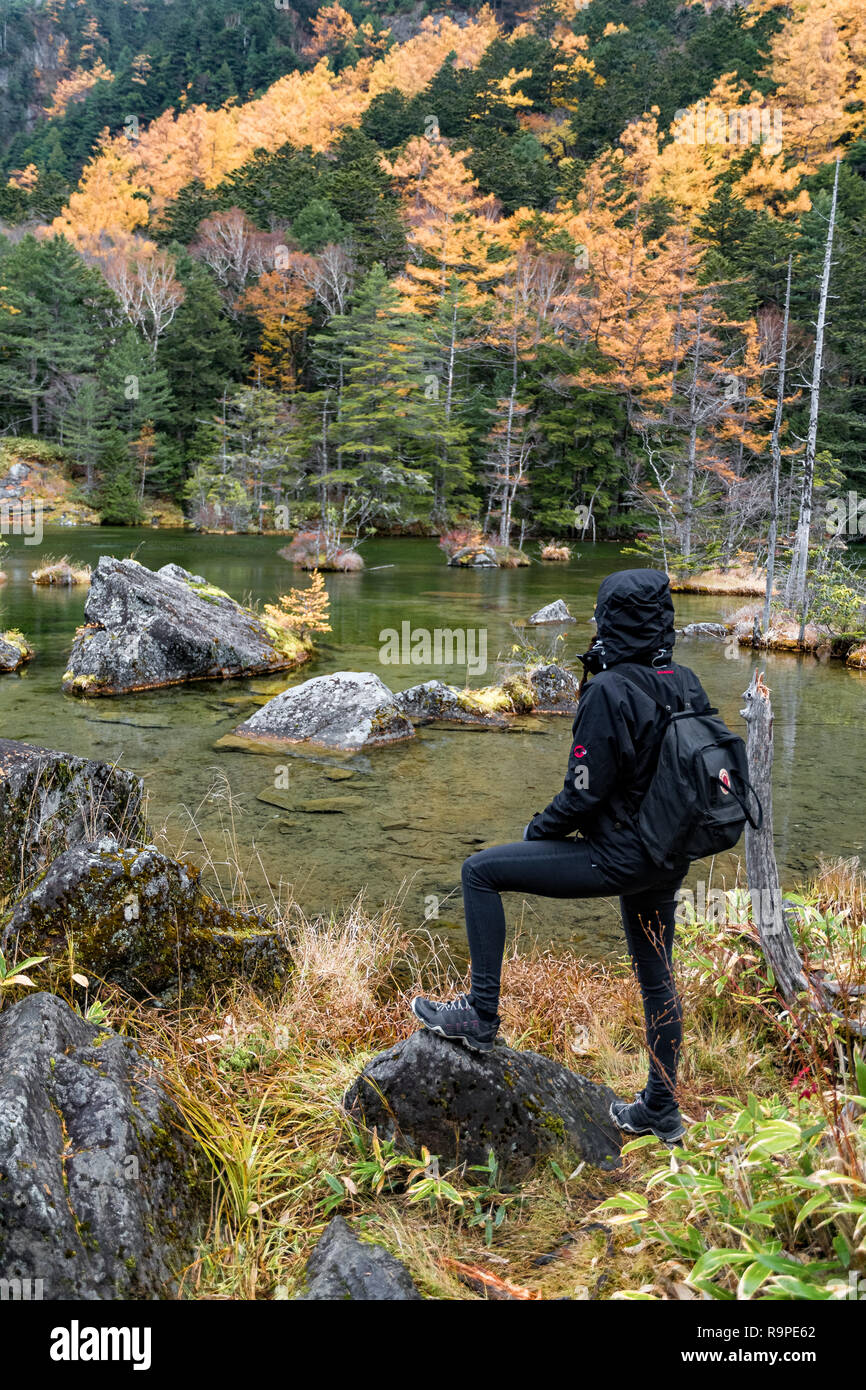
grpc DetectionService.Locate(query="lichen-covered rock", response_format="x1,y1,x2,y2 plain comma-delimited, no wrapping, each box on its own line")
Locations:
393,664,579,725
524,663,580,712
235,671,415,752
0,992,209,1299
344,1028,621,1181
528,599,575,625
0,739,144,899
297,1216,422,1301
393,679,508,727
678,622,729,639
0,838,288,1002
0,630,33,670
62,557,311,696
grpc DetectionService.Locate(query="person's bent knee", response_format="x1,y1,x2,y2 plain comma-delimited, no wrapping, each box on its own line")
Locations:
462,849,499,892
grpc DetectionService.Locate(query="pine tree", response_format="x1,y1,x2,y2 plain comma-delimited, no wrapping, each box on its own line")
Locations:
303,265,439,531
156,252,242,445
95,430,145,525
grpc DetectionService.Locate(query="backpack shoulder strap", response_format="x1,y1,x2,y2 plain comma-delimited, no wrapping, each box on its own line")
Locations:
613,670,683,719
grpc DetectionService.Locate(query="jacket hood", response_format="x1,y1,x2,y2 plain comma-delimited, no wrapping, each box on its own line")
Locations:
585,568,676,669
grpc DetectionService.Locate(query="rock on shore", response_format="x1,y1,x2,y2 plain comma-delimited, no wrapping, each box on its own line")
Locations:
1,837,289,1002
344,1028,621,1181
62,557,310,696
297,1217,422,1301
0,739,145,898
0,992,209,1299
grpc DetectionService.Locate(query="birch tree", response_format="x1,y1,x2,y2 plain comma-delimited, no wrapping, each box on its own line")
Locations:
786,158,840,633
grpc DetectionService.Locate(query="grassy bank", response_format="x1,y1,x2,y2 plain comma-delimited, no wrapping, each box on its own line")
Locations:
18,840,850,1302
3,772,863,1301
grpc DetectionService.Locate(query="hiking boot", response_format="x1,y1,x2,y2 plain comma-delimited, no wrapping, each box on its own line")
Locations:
609,1094,685,1144
411,993,499,1053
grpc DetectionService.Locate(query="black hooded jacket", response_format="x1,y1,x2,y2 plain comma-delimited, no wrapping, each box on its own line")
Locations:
524,568,711,883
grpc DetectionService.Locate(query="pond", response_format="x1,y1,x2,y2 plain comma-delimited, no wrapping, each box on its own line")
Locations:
1,529,864,963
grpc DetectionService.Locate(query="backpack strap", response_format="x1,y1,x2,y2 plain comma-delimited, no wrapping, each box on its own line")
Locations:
614,670,686,719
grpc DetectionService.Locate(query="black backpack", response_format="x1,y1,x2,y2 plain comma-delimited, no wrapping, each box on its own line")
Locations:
619,676,763,870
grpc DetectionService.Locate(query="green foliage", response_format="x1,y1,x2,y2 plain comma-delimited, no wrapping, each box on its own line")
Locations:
95,431,145,525
599,1089,866,1301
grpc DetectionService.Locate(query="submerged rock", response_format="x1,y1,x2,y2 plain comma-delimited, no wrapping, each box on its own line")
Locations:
0,992,209,1299
344,1028,621,1181
0,739,145,899
62,557,311,696
528,599,576,625
0,837,288,1002
235,671,415,752
297,1216,422,1301
0,630,33,670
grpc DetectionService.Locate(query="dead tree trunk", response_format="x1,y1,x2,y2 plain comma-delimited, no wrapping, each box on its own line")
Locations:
763,254,792,635
787,157,840,634
740,670,808,1002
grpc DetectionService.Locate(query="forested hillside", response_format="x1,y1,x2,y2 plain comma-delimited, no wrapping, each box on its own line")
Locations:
1,0,864,565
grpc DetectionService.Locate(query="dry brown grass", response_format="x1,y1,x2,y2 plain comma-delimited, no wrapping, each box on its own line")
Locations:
540,541,572,562
30,554,91,586
670,565,766,596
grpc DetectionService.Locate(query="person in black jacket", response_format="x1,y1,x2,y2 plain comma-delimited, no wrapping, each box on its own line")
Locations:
411,568,712,1143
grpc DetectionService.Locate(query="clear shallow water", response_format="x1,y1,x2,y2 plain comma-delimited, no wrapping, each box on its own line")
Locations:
1,528,864,962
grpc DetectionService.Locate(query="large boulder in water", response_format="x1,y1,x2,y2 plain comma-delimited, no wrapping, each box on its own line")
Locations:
62,557,311,696
297,1217,422,1301
0,739,145,899
233,671,415,752
0,992,209,1299
344,1029,621,1182
0,837,288,1003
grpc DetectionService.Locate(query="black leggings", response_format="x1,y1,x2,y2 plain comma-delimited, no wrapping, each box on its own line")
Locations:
461,838,683,1111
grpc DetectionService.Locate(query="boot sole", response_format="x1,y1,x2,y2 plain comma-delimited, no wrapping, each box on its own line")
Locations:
609,1102,685,1145
411,998,496,1053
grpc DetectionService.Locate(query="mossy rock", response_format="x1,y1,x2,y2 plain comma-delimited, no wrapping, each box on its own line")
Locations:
0,739,145,901
0,629,33,670
0,837,289,1003
62,558,312,696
